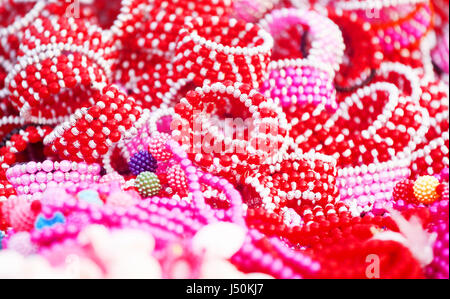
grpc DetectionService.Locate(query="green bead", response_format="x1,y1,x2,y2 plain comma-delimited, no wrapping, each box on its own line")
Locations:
134,171,161,198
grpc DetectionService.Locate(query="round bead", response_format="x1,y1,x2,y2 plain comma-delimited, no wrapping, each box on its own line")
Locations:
413,175,441,204
128,151,158,175
134,171,162,198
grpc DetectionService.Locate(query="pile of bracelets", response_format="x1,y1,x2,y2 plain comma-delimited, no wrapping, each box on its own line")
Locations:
0,0,448,280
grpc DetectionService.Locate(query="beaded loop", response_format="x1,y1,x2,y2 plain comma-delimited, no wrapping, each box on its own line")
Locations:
44,84,145,163
172,16,273,92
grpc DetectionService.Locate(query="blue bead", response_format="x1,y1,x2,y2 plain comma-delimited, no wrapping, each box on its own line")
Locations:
35,212,66,230
77,190,103,206
0,231,4,250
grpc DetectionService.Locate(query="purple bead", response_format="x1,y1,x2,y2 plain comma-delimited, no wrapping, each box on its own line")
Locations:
128,151,158,175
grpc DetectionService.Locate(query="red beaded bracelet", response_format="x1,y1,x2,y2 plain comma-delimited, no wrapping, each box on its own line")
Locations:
4,16,119,122
327,10,383,92
44,84,146,164
172,16,273,93
173,81,289,182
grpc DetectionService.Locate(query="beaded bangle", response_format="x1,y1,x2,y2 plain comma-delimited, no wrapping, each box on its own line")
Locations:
43,84,146,164
6,160,101,201
292,61,434,214
259,8,344,73
376,63,449,177
242,149,339,216
4,16,118,121
327,10,383,92
297,81,430,166
171,16,273,93
173,81,290,182
259,8,344,112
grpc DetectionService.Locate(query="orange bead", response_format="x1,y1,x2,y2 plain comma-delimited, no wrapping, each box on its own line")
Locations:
413,176,440,204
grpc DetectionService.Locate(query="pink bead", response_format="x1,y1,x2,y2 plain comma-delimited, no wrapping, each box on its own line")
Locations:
42,160,54,172
30,183,40,194
36,172,47,183
60,161,71,172
26,161,37,174
47,181,58,189
21,174,30,186
54,171,64,182
78,162,88,174
32,192,42,201
70,172,80,182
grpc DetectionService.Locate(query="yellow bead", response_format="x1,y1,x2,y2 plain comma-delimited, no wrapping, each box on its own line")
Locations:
413,175,440,204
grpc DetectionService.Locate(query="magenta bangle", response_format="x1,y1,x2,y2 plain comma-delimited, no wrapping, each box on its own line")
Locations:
259,8,344,72
261,59,338,111
259,8,344,111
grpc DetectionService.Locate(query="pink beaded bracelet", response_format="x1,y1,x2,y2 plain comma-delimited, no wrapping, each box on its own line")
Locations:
259,8,344,111
6,160,101,201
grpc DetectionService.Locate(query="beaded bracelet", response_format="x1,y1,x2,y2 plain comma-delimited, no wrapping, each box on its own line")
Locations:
44,84,146,164
6,160,101,201
172,16,273,91
292,65,432,213
336,62,448,213
297,80,430,166
376,63,449,177
0,125,52,181
4,16,118,121
327,10,383,92
259,8,344,114
333,0,434,68
173,81,290,182
242,149,339,216
259,8,344,73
